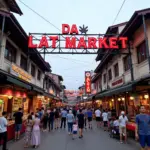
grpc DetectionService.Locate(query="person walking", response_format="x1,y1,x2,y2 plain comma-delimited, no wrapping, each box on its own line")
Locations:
102,109,108,131
119,111,128,143
83,108,87,129
31,112,35,120
60,108,67,129
135,105,150,150
77,109,84,138
72,122,78,140
38,109,43,120
31,113,40,149
41,112,48,132
87,108,93,129
72,107,77,121
24,115,33,148
0,111,8,150
13,108,23,141
95,108,101,128
67,110,74,135
48,109,55,131
54,109,60,129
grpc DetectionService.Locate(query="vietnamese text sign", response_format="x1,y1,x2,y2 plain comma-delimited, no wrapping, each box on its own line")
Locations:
85,71,91,94
28,24,128,50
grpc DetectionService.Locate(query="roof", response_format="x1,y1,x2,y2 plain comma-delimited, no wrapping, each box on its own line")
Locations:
91,73,101,83
50,73,63,81
120,8,150,37
78,85,85,90
95,8,150,74
0,10,50,72
58,75,63,81
45,73,62,91
96,22,128,61
6,0,23,15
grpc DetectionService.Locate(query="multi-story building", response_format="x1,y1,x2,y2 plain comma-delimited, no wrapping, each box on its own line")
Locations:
92,8,150,131
0,0,65,141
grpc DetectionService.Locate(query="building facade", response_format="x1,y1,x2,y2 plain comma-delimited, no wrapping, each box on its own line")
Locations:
91,8,150,130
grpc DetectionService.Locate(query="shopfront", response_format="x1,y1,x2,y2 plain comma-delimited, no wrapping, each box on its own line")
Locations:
0,86,31,141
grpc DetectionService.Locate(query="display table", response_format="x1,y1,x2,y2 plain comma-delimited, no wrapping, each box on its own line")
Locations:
126,122,136,131
126,122,136,137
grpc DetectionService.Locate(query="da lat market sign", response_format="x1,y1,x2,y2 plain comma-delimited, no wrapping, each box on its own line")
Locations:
28,24,128,50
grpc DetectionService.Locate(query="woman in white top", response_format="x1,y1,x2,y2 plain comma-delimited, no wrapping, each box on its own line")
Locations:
119,111,128,143
102,109,108,131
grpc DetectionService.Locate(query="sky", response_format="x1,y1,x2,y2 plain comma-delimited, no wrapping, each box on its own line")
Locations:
16,0,150,90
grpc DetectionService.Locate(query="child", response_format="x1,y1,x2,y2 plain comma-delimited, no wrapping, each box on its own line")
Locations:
72,122,78,140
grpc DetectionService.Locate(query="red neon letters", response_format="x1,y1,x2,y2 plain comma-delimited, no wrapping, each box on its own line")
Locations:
85,71,91,94
28,24,128,49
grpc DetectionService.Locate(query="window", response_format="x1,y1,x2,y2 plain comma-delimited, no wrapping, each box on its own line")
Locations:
114,63,119,77
37,70,41,80
20,55,27,71
137,40,147,63
108,69,112,81
123,55,130,71
4,41,16,63
103,73,106,83
31,64,35,77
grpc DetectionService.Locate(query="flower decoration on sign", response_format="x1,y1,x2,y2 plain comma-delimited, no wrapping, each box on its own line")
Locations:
79,25,88,34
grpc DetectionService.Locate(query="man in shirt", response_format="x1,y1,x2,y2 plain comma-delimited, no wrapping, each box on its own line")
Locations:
13,108,23,141
38,109,43,120
135,105,150,150
95,108,101,128
60,108,67,129
102,109,108,131
0,112,8,150
119,111,128,143
72,107,77,121
82,108,87,129
77,109,84,138
48,109,55,131
87,108,93,129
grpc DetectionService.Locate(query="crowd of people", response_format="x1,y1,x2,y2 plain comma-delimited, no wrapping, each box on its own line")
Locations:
0,105,150,150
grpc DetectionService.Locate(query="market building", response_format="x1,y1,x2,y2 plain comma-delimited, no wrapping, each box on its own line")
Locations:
91,8,150,132
0,0,65,140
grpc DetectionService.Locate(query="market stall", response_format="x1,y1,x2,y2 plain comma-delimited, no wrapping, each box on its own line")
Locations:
0,88,30,141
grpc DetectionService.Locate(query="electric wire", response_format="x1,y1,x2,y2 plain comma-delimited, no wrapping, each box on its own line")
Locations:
112,0,127,25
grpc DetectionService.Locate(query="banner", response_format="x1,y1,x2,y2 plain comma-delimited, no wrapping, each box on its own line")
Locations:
85,71,91,94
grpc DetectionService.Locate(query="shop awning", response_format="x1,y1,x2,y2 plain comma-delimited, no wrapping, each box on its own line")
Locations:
7,76,31,90
95,83,134,99
53,96,60,101
32,87,44,94
43,92,53,98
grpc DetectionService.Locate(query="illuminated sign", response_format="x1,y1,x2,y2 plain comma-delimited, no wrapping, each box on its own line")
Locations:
28,24,128,50
11,64,32,82
85,71,91,94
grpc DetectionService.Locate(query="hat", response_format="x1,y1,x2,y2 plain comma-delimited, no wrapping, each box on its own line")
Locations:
121,111,125,115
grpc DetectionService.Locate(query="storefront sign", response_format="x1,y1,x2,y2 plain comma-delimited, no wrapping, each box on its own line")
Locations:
112,78,123,87
11,64,32,82
28,24,128,50
85,71,91,94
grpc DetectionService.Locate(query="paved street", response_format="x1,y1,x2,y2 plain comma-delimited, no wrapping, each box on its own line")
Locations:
8,126,140,150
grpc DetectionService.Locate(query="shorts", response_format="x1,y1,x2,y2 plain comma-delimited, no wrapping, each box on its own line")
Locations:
73,131,77,134
96,117,101,121
15,124,22,132
78,124,84,129
104,121,108,127
119,126,126,135
139,135,150,148
88,117,92,122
